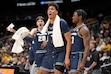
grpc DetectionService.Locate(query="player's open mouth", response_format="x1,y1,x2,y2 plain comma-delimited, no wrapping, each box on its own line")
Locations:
49,13,51,16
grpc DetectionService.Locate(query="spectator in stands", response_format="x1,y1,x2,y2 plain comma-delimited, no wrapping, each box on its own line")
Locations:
96,38,105,52
102,20,110,32
100,51,110,62
102,37,111,52
17,56,29,73
1,52,12,63
12,56,19,66
90,30,96,40
85,40,102,74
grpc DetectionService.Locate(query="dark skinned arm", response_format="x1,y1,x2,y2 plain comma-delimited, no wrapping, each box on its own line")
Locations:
64,31,72,69
77,26,90,71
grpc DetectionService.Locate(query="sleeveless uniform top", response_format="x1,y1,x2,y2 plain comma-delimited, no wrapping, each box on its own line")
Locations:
36,28,48,50
46,19,70,55
71,24,85,53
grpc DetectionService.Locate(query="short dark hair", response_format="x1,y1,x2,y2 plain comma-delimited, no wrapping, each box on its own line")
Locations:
35,16,45,22
75,9,87,22
48,2,59,11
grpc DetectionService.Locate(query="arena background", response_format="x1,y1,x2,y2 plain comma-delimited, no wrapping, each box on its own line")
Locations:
0,0,111,37
0,0,111,74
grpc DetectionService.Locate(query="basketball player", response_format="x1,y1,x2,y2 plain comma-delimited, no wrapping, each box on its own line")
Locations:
69,9,90,74
40,2,72,74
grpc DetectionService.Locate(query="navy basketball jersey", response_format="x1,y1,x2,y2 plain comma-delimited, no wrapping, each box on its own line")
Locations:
36,28,48,50
46,19,70,53
71,24,85,52
46,23,55,52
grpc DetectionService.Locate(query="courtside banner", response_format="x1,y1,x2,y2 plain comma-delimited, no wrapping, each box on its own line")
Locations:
0,68,14,74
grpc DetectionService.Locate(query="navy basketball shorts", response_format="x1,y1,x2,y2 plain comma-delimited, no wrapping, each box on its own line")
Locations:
34,53,45,68
69,53,83,73
40,54,55,72
55,50,66,66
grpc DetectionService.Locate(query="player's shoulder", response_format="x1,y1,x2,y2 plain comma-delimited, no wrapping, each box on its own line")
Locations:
60,18,67,24
82,24,89,31
60,18,68,27
80,24,90,34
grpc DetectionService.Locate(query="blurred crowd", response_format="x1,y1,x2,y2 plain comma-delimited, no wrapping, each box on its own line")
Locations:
0,37,30,74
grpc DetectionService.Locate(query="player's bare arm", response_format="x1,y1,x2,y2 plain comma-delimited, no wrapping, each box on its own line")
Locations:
64,31,72,69
77,26,90,71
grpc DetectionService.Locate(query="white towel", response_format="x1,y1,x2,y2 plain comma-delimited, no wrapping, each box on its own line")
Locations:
12,27,29,53
41,19,50,34
7,23,15,31
41,15,64,47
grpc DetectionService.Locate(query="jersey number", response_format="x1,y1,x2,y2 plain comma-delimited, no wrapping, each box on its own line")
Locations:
38,36,46,42
72,36,74,44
